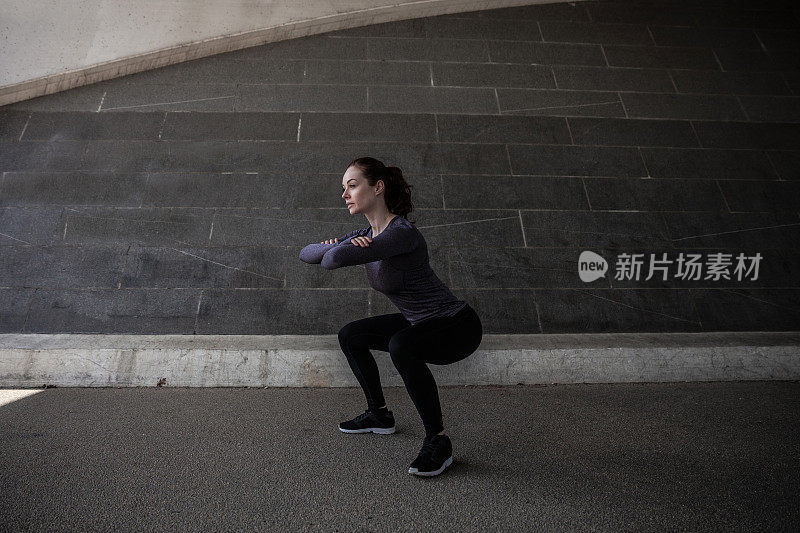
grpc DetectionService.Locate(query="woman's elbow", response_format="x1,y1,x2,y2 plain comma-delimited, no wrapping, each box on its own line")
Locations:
320,255,339,270
299,246,322,264
320,249,343,270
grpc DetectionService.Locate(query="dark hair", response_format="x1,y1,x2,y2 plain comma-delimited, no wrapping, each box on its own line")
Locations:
347,156,416,224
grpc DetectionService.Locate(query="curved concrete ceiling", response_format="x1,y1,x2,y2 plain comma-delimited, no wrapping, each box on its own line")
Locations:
0,0,577,106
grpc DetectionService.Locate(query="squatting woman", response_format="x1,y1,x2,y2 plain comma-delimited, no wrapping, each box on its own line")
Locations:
298,156,483,477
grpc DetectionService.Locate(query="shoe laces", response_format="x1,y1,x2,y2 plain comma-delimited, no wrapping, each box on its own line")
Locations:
417,437,440,458
355,410,374,422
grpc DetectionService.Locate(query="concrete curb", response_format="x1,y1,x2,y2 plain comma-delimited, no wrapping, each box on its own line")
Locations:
1,332,798,387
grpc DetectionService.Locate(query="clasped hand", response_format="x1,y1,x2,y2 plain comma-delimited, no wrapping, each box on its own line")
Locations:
320,236,372,246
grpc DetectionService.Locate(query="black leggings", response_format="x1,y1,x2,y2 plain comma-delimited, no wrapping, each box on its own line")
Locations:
337,304,483,438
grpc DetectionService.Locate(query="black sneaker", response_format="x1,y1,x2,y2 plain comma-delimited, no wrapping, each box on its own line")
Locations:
338,409,396,434
408,434,453,476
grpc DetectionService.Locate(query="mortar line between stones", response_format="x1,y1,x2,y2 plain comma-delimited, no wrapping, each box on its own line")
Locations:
754,31,769,55
324,26,695,39
8,285,800,292
194,290,203,334
289,172,297,209
645,26,657,46
564,117,574,145
599,45,610,68
157,112,168,140
117,245,131,289
283,249,288,289
688,121,702,147
735,96,749,121
673,222,800,241
166,248,280,280
765,152,783,181
102,95,235,112
532,295,544,334
667,70,679,93
637,147,651,177
447,247,454,288
715,180,733,213
18,114,31,141
575,288,701,325
711,49,725,72
296,114,302,142
505,144,513,175
20,288,38,333
97,90,107,112
63,208,191,225
155,79,774,93
26,135,745,148
454,252,797,262
0,231,31,245
14,96,794,115
581,177,593,211
500,100,620,114
208,49,790,72
716,287,800,313
618,93,629,118
208,209,217,245
779,73,795,96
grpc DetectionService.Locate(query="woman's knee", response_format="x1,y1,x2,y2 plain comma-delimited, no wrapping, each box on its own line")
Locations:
387,333,407,358
388,334,417,368
339,321,381,354
338,322,360,351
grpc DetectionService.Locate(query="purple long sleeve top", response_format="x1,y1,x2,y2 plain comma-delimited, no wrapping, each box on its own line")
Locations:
298,215,467,325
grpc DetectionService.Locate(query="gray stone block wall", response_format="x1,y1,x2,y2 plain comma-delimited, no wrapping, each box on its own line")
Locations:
1,0,799,334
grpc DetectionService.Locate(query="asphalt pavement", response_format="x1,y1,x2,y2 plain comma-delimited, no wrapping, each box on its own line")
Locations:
1,382,798,531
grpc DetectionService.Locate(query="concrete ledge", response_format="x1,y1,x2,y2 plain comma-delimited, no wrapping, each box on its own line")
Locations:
0,0,563,106
1,332,798,387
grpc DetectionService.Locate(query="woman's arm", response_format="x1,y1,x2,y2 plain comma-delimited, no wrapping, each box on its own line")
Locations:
298,227,367,264
320,225,419,270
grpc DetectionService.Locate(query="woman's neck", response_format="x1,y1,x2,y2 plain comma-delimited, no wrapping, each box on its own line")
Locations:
368,213,398,237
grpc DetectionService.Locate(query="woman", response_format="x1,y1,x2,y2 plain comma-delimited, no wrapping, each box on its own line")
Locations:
298,156,483,477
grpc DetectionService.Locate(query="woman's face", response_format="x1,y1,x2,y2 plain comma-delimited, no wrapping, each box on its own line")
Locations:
341,166,382,214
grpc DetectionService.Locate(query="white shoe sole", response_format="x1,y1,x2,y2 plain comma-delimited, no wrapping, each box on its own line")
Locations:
408,456,453,476
338,426,396,434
